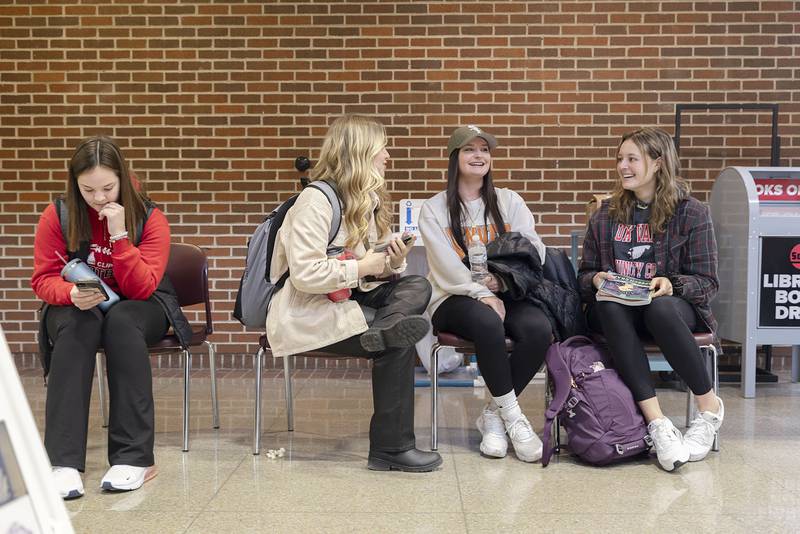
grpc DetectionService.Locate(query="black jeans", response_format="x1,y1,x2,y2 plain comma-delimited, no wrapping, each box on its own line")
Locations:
431,295,552,398
44,299,169,471
316,275,431,453
587,296,713,402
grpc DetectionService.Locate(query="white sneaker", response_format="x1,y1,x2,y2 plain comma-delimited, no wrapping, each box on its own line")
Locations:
52,466,84,500
100,465,157,492
647,417,689,472
685,396,724,462
476,404,508,458
504,414,543,463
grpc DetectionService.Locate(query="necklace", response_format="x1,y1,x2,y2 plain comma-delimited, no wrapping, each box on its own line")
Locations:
463,199,483,229
635,200,650,210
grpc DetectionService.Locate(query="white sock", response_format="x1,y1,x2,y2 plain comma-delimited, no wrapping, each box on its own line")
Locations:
487,399,499,411
493,390,522,424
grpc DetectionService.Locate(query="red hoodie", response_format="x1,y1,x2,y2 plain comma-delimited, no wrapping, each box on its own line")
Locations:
31,203,171,305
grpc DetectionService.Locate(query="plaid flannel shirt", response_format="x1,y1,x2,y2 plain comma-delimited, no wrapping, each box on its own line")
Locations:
578,196,720,338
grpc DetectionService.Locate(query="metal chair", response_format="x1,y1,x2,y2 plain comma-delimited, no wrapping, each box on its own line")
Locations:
429,332,515,451
96,243,219,452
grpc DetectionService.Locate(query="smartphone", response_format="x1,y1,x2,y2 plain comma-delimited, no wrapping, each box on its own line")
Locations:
373,234,414,253
75,279,109,301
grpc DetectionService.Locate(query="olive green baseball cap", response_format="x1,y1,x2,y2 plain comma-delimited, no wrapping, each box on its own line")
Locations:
446,125,498,155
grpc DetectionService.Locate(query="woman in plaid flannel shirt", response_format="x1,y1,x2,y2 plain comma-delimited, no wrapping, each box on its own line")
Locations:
578,127,724,472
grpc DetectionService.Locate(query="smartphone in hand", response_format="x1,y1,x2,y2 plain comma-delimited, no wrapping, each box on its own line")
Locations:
75,279,110,301
373,234,414,253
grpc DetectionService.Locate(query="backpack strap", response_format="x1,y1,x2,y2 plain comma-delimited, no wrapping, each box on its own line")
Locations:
541,341,574,467
56,198,90,261
273,179,343,291
55,197,154,261
307,179,343,245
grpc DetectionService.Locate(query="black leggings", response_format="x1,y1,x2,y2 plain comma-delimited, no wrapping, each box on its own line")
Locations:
44,300,169,471
587,296,713,402
431,295,552,397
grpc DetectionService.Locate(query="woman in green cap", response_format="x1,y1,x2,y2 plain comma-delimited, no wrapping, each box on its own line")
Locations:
419,125,551,463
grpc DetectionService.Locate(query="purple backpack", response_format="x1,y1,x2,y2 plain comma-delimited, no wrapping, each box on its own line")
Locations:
541,336,652,467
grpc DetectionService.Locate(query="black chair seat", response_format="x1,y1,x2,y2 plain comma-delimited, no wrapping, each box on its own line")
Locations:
149,326,209,352
592,332,715,352
258,335,367,360
435,331,514,352
688,332,715,347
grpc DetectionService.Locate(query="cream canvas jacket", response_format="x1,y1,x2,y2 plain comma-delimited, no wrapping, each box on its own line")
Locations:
266,185,405,357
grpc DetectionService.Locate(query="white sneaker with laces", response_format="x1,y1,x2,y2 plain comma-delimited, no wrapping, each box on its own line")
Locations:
100,465,157,492
685,396,724,462
504,414,542,463
476,404,508,458
52,466,84,500
647,417,689,472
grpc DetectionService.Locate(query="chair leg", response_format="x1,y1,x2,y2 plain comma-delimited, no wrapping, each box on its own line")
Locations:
430,343,441,451
710,345,720,452
685,386,696,428
182,350,191,452
96,352,109,428
253,346,264,455
554,415,561,454
283,355,294,432
544,367,552,407
204,340,220,429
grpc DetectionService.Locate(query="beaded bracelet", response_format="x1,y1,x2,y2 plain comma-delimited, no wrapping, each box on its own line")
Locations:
109,231,129,243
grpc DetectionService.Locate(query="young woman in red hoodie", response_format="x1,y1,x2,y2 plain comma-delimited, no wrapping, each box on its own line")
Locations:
31,136,186,499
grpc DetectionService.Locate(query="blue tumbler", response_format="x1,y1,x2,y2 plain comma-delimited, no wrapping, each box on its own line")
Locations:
60,258,120,312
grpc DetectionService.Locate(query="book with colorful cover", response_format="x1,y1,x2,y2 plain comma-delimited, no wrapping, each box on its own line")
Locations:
596,274,652,306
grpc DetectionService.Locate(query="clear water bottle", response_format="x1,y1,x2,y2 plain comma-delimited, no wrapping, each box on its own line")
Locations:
468,234,489,283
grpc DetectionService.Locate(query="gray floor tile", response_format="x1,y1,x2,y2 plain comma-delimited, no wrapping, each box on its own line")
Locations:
19,368,800,534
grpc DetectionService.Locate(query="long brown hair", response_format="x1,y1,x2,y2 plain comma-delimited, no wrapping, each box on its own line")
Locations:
309,115,392,249
65,136,147,251
609,127,689,234
446,149,506,255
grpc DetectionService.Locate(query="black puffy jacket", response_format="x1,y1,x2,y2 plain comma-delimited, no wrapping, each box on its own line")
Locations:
474,232,584,341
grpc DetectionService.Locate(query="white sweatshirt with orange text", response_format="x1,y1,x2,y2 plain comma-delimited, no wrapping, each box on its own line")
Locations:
419,188,546,317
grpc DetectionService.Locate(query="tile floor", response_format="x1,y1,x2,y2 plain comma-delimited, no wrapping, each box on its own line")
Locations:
19,367,800,534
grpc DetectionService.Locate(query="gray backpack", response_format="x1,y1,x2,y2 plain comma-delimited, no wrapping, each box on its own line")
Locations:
233,180,342,328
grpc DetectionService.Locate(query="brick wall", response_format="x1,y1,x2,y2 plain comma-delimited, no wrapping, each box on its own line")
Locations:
2,1,798,367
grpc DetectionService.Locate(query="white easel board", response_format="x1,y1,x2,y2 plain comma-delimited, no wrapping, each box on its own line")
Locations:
0,328,73,533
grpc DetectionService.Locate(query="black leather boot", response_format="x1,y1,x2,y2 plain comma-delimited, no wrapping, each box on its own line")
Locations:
367,448,443,472
359,315,429,353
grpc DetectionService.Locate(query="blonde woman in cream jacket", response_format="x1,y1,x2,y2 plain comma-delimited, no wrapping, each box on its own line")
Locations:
266,114,442,473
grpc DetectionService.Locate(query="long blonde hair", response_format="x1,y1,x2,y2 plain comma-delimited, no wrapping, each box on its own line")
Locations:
609,127,689,234
309,115,391,249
